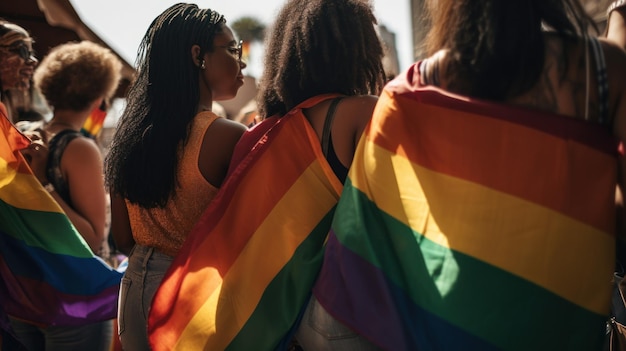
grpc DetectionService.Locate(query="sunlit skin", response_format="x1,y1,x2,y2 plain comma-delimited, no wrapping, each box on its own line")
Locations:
0,40,37,91
195,25,247,105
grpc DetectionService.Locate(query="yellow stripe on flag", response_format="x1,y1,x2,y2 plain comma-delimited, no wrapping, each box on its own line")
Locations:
0,159,64,214
351,140,613,315
175,161,338,350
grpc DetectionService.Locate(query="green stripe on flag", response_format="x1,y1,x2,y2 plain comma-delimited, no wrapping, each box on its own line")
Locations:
226,209,335,350
334,180,606,350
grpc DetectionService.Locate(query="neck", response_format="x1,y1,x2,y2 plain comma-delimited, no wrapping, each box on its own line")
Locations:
198,89,213,114
198,104,212,113
48,111,87,131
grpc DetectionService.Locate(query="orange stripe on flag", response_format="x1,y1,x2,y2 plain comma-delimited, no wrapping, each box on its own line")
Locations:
369,90,616,233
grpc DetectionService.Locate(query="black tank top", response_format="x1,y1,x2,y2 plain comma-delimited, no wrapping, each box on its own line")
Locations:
321,98,349,183
46,129,83,206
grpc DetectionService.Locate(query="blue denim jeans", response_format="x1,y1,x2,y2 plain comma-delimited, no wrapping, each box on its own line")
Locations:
9,317,113,351
118,245,173,351
295,296,382,351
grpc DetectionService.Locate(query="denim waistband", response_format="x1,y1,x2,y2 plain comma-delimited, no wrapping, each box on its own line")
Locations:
130,244,174,261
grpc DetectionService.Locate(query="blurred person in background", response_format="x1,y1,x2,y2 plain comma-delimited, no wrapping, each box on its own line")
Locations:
11,40,122,351
0,19,37,121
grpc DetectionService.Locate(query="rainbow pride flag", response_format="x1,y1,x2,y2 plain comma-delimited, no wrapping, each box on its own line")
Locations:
313,67,618,351
80,102,107,139
149,95,344,350
0,104,123,326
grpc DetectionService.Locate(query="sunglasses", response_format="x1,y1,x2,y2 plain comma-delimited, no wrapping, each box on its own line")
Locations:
215,40,244,62
0,43,36,62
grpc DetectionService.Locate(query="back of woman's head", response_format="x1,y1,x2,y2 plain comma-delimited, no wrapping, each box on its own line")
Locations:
105,3,225,208
34,41,122,111
425,0,595,100
258,0,385,118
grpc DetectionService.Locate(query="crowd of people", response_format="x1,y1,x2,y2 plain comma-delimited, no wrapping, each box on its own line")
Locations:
1,0,626,350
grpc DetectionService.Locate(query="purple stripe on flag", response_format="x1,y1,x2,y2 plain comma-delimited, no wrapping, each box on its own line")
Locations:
313,233,497,351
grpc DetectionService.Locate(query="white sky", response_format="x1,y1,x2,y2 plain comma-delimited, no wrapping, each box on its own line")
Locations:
69,0,414,78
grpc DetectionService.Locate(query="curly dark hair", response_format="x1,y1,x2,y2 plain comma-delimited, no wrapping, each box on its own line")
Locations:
257,0,385,118
34,41,122,111
104,3,225,208
424,0,597,100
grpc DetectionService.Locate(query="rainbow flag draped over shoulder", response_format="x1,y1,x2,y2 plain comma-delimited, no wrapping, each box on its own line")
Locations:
149,95,344,350
0,105,123,326
313,65,618,351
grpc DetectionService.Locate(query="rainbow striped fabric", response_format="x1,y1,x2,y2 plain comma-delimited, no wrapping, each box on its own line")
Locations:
80,103,107,139
0,105,123,326
313,67,618,351
149,95,344,350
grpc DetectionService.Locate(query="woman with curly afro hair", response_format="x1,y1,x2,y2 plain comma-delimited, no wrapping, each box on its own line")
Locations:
11,40,122,351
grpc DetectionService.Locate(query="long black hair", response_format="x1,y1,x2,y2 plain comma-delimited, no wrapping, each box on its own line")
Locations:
105,3,225,208
257,0,385,118
424,0,596,100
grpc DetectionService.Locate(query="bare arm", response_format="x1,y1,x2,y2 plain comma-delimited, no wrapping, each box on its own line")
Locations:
334,95,379,168
110,192,135,256
22,134,107,252
58,138,107,252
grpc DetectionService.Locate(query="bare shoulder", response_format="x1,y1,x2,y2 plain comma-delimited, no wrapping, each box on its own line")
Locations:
201,117,247,163
199,117,247,186
334,95,379,146
61,137,104,189
63,136,102,164
337,95,378,127
339,95,379,114
206,117,247,139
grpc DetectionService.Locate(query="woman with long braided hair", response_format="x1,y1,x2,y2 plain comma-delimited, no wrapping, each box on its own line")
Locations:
104,3,247,349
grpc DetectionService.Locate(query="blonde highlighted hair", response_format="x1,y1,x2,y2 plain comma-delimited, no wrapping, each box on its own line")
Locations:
0,19,31,47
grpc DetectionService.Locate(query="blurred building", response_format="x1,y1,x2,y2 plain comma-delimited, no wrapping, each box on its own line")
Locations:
377,24,401,80
410,0,428,61
219,76,258,119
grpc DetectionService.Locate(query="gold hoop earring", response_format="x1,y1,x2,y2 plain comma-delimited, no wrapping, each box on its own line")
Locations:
200,60,206,70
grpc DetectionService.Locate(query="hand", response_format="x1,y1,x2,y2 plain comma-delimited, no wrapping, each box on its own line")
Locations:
20,129,50,184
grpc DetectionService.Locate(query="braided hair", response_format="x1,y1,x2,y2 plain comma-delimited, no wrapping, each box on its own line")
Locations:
105,3,225,208
424,0,596,100
257,0,385,118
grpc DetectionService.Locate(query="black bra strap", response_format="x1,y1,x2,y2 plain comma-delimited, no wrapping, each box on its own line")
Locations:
589,37,609,125
321,97,343,157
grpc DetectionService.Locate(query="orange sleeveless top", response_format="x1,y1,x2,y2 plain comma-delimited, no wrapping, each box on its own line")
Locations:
126,111,220,256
